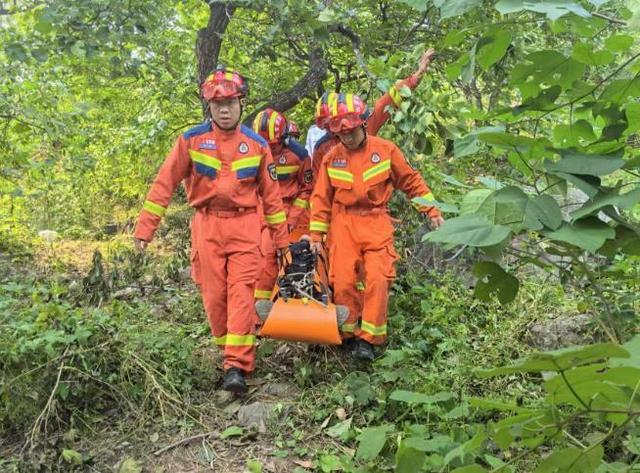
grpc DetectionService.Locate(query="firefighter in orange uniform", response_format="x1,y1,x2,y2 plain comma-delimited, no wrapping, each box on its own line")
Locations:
311,48,436,185
252,109,313,301
309,93,444,361
133,68,289,394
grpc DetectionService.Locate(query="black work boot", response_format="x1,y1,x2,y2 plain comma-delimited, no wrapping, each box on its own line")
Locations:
351,339,375,362
221,368,247,395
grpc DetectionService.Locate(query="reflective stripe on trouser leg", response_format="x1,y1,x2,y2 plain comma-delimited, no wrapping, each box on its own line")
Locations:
225,217,262,373
329,213,362,338
195,211,228,353
198,211,262,373
355,244,396,346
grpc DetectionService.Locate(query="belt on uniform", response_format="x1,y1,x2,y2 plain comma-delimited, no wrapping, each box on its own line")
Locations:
335,204,388,216
199,206,257,218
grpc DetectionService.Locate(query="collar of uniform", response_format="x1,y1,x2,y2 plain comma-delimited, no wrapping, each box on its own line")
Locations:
212,123,240,141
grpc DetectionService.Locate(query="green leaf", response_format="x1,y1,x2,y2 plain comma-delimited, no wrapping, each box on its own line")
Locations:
553,120,596,147
572,42,614,66
495,0,590,19
423,214,511,247
599,77,640,102
390,390,455,404
325,418,352,439
604,34,634,52
511,51,585,99
62,449,83,465
473,261,519,304
460,189,494,214
444,428,487,465
544,149,626,176
534,445,603,472
435,0,483,19
611,335,640,368
246,459,262,473
395,440,427,473
318,454,343,472
118,458,142,473
356,424,393,460
398,0,429,11
477,343,630,377
477,30,512,70
530,195,563,230
626,103,640,132
453,465,488,473
468,397,536,414
444,29,468,46
544,218,615,252
220,426,244,438
404,435,455,453
571,188,640,221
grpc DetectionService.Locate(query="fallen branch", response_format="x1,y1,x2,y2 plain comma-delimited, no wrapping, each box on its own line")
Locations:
153,431,219,456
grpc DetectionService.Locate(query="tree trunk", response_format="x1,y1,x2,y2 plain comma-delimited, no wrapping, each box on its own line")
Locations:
196,2,236,114
243,47,327,125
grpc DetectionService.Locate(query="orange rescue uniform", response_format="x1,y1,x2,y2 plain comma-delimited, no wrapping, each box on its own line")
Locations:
309,135,441,345
311,74,421,184
255,145,313,300
134,122,288,372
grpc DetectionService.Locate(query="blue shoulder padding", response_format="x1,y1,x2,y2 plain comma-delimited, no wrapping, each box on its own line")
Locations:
286,138,309,161
240,125,268,146
313,132,331,153
183,122,212,139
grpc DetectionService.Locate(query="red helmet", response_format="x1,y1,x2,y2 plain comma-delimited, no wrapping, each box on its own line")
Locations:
201,66,249,101
252,108,288,145
327,93,370,133
287,120,301,139
315,91,339,129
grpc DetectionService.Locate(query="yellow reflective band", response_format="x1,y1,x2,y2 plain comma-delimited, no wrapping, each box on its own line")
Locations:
389,85,402,107
265,211,286,224
356,281,366,292
226,334,256,346
293,198,310,209
341,323,356,333
361,320,387,336
363,160,391,182
255,289,272,299
225,72,234,81
411,192,435,208
213,334,256,346
143,200,166,218
268,110,278,141
332,93,338,115
231,155,262,170
346,93,355,112
253,112,262,133
327,168,354,183
310,220,329,232
277,165,300,175
189,149,222,170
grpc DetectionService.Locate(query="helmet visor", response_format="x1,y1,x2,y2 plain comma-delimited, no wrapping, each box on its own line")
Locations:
328,114,363,133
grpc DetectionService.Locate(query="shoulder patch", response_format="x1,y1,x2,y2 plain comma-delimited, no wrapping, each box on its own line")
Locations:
268,163,277,181
240,124,268,147
183,122,212,139
304,169,313,184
